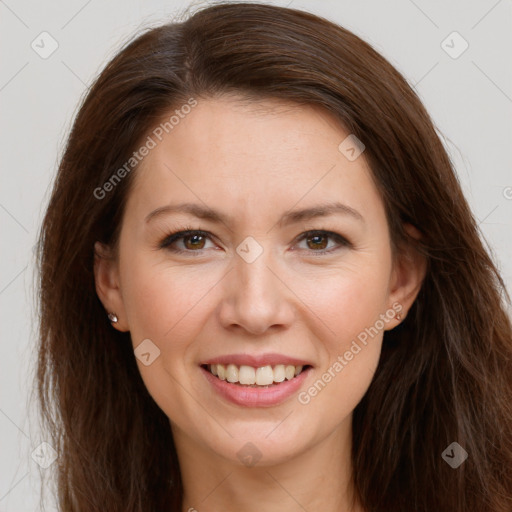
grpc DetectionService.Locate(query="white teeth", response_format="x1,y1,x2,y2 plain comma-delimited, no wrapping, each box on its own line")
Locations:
284,365,295,380
239,365,256,385
226,364,238,383
273,364,285,382
256,366,274,386
207,363,307,385
217,364,226,381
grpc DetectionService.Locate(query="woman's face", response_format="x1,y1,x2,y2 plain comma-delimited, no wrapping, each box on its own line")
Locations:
96,95,421,468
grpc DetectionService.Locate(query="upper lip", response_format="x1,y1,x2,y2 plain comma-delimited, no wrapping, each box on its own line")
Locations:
201,353,313,368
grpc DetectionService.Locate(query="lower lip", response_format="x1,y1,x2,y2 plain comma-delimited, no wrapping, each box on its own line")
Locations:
201,366,311,407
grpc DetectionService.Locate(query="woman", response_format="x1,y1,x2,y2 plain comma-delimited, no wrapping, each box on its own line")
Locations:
35,2,512,511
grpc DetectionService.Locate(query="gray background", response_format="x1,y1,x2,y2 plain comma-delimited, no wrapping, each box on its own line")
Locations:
1,0,511,510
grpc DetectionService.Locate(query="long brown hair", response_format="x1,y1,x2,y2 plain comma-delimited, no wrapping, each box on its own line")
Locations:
35,2,512,511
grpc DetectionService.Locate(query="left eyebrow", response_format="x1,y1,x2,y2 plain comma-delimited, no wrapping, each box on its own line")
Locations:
144,201,364,226
277,201,364,227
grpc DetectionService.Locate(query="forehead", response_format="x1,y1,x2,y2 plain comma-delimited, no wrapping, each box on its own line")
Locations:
126,95,385,228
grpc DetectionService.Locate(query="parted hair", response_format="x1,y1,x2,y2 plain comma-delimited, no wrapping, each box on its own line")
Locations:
36,2,512,511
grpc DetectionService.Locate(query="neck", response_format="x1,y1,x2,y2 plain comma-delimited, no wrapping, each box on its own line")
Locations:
173,418,364,512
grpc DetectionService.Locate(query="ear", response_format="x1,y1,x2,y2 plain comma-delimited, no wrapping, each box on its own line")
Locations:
93,241,129,332
385,223,427,329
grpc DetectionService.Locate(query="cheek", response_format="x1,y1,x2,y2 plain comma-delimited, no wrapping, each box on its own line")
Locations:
290,256,392,343
291,257,390,412
118,258,221,413
297,338,382,429
119,253,221,351
294,271,388,421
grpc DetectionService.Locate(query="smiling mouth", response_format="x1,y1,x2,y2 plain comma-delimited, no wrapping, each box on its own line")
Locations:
201,363,312,387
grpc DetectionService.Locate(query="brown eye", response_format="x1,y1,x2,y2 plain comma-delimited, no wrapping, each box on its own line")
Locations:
295,230,351,254
306,234,328,250
160,229,215,254
183,234,206,250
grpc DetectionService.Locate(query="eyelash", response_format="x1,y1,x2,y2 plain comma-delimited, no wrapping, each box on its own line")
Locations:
158,225,352,256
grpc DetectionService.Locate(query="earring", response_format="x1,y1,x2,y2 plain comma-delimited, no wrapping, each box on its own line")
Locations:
107,312,118,323
396,313,402,321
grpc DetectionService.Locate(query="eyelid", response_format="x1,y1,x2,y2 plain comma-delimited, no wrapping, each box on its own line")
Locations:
292,229,351,253
159,228,217,253
159,228,351,254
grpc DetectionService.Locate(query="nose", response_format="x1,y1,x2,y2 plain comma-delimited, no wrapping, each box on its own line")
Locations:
217,246,295,336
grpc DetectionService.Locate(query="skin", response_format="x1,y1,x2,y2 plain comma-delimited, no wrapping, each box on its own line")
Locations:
94,95,426,512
